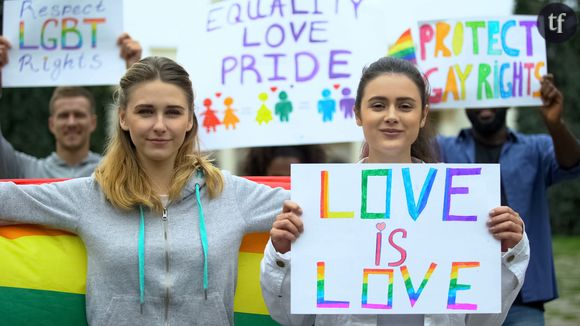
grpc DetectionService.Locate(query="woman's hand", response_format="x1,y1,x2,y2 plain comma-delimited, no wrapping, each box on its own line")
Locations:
487,206,524,252
271,200,303,254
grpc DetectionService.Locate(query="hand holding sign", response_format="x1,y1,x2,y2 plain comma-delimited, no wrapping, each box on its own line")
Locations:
117,32,142,69
0,36,11,68
271,200,304,254
539,74,564,126
487,206,524,252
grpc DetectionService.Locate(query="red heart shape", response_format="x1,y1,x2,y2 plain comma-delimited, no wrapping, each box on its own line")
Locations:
215,92,222,98
376,222,386,232
333,84,340,90
270,87,278,92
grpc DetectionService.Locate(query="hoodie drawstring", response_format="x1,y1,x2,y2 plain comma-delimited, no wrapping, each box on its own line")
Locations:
195,169,209,300
138,205,145,313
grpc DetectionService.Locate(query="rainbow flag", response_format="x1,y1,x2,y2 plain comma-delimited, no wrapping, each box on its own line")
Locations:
0,177,290,325
387,28,417,63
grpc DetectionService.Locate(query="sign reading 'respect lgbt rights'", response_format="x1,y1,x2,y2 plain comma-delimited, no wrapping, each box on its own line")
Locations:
2,0,124,87
416,16,546,109
291,164,501,314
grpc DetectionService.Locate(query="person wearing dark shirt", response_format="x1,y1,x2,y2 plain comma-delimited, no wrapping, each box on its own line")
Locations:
438,75,580,326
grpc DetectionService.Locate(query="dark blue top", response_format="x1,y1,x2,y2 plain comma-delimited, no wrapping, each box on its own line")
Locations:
438,128,580,303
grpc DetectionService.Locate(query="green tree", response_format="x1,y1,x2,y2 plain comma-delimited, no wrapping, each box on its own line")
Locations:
515,0,580,234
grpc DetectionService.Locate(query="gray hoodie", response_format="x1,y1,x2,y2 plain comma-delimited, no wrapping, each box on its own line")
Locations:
0,171,289,325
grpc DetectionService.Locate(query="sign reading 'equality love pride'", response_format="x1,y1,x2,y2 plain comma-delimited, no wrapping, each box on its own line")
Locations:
291,164,501,314
2,0,125,87
416,16,547,108
181,0,389,150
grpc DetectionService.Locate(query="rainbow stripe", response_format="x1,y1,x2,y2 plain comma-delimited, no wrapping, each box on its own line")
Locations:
0,177,290,326
400,263,437,307
447,262,480,310
361,268,393,309
388,29,417,63
316,262,350,308
320,171,354,218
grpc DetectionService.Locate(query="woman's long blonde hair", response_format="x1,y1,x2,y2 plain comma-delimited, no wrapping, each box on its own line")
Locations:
95,56,223,212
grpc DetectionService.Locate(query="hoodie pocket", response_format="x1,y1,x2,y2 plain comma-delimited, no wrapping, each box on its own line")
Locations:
174,292,231,325
101,295,162,326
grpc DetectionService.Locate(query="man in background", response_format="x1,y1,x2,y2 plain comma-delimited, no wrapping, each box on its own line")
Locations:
0,33,141,178
438,75,580,325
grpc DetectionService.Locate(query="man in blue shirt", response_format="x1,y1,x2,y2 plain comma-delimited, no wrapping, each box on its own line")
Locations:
438,75,580,325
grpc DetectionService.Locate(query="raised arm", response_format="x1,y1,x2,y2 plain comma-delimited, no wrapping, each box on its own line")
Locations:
0,38,44,179
540,74,580,169
0,121,41,178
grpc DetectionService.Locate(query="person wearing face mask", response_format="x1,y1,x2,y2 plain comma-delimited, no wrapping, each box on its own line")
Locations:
437,75,580,326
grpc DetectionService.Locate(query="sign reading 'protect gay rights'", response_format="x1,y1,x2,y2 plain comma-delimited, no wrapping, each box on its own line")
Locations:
2,0,124,87
417,16,546,109
291,164,501,314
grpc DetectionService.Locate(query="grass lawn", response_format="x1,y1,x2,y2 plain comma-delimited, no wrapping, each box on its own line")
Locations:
545,236,580,325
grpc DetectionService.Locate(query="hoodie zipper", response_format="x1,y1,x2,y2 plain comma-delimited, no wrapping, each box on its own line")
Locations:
162,207,170,326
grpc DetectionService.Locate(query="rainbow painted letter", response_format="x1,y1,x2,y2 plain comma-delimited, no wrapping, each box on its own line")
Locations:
402,167,437,221
317,262,350,308
361,268,394,309
361,169,392,219
447,262,480,310
400,263,437,307
443,168,481,221
320,171,354,218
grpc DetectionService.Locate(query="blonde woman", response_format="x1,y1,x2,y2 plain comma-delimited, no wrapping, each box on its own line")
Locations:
0,56,288,325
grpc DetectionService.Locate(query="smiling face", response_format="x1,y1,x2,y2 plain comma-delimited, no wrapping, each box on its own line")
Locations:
355,73,428,163
49,96,96,153
119,79,193,168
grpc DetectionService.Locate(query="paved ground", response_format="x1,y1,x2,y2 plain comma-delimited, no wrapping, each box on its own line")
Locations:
544,236,580,326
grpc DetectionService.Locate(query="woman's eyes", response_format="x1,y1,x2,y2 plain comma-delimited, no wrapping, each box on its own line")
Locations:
370,102,385,110
137,108,154,115
399,102,415,111
166,109,183,116
136,108,183,116
368,102,415,111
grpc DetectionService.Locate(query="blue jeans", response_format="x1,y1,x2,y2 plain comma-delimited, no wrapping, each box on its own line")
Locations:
502,303,545,326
